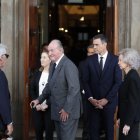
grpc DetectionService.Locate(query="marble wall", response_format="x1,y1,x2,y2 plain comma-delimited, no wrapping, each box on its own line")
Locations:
118,0,140,53
131,0,140,52
1,0,14,98
118,0,140,74
1,0,25,139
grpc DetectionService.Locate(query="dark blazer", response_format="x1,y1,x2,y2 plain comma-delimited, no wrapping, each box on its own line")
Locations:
0,70,12,130
29,70,50,105
118,69,140,126
29,69,53,140
29,70,42,100
38,55,82,121
79,60,86,91
83,53,122,108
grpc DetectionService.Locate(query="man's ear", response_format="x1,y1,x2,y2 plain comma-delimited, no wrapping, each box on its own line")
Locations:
103,42,107,47
0,57,3,63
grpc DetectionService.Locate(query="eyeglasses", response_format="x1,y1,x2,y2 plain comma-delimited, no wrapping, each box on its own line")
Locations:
0,54,9,59
5,54,9,58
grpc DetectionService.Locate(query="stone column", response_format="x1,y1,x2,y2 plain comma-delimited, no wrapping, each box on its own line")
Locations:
1,0,14,96
1,0,24,139
131,0,140,52
118,0,131,50
118,0,140,53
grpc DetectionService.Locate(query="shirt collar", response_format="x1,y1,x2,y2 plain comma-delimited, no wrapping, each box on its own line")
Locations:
55,54,64,67
98,51,108,60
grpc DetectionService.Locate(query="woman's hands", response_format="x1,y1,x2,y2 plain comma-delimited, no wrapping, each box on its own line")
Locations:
7,123,13,136
116,119,120,128
123,125,130,136
116,119,130,136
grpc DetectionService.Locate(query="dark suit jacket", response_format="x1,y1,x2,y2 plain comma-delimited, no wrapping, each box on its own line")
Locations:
29,70,42,100
118,69,140,126
0,70,12,130
79,60,86,92
83,53,122,108
38,55,82,121
29,70,50,105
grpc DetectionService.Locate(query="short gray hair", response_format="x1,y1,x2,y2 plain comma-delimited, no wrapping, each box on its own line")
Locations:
0,43,9,58
119,48,140,70
50,39,64,52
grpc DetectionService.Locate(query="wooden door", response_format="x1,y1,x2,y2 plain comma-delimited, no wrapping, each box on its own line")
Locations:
105,1,119,140
105,0,118,55
29,2,40,71
23,0,40,139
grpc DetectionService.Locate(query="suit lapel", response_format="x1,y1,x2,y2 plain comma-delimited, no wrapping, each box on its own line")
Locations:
93,54,101,77
50,55,67,83
101,53,112,76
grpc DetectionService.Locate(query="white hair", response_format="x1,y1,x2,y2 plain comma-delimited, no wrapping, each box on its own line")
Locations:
0,43,7,49
119,48,140,70
50,39,64,53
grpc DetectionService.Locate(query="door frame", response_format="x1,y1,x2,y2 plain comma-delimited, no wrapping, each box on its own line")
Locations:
105,0,118,55
23,0,119,139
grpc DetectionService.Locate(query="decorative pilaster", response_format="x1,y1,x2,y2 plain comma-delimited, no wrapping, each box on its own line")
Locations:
118,0,132,50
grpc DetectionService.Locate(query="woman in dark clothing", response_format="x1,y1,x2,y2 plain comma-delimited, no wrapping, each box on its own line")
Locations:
117,48,140,140
29,48,53,140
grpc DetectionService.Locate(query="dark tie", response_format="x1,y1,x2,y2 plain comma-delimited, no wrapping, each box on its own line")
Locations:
99,57,103,74
51,63,56,77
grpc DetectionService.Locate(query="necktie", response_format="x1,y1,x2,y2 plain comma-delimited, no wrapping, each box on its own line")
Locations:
51,63,56,77
99,57,103,74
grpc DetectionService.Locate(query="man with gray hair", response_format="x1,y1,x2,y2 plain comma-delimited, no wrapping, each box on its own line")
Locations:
30,39,82,140
0,44,13,139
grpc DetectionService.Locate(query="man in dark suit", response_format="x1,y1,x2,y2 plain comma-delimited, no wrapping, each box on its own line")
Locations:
0,44,13,138
30,39,82,140
79,45,95,140
83,34,122,140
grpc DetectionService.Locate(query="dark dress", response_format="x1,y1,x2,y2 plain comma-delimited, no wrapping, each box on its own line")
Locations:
29,70,54,140
118,69,140,140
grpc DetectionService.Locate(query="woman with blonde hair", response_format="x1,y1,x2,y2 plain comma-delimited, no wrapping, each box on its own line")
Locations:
29,46,53,140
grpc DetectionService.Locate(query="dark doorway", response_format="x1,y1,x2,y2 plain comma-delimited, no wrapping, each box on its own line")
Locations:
24,0,119,139
48,0,106,66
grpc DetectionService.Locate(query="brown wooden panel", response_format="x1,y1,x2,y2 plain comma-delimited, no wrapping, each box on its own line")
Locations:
23,0,40,139
113,0,119,55
23,0,30,139
105,1,119,139
29,5,40,70
105,0,114,53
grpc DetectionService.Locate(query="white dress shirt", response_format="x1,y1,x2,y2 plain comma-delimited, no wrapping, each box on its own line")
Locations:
98,51,108,69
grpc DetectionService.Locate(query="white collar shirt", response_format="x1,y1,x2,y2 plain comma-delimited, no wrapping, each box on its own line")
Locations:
55,54,64,68
98,51,108,69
